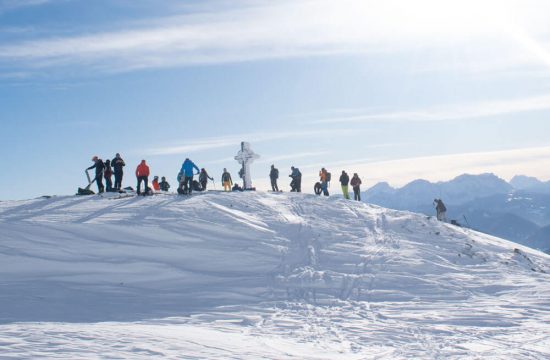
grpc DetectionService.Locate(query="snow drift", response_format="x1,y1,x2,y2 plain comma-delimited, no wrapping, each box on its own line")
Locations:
0,192,549,358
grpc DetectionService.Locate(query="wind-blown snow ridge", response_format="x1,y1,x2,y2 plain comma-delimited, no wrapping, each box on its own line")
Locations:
0,192,549,359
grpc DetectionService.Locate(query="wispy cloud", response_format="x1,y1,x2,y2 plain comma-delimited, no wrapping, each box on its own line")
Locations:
310,94,550,124
146,128,355,156
0,0,53,14
1,0,549,73
257,151,329,165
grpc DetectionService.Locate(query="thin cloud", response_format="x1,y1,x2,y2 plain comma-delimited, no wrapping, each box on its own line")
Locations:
1,0,549,73
310,94,550,124
0,0,53,14
257,151,329,165
146,128,355,156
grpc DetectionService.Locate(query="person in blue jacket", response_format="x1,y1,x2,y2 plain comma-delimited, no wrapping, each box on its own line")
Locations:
179,158,200,194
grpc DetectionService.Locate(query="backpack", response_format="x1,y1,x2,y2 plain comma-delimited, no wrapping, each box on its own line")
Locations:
326,172,331,182
77,187,95,196
273,169,279,179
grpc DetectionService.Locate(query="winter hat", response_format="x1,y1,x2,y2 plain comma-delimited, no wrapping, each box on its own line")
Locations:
92,156,98,161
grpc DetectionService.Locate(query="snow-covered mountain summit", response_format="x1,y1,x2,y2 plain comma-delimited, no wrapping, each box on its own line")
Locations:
1,192,549,358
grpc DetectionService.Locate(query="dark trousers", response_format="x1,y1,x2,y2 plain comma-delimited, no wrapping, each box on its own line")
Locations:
290,179,301,192
183,175,193,194
271,178,279,192
137,176,148,195
114,171,123,190
105,176,113,192
200,180,207,191
353,186,361,201
95,175,104,193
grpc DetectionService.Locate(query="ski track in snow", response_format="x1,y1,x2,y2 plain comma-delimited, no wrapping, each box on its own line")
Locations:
0,192,549,359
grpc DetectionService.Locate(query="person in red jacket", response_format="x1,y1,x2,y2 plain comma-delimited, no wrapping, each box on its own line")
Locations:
135,160,150,195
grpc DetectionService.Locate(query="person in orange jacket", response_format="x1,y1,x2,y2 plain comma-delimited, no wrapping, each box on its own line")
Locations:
152,176,160,191
135,160,150,195
319,168,330,196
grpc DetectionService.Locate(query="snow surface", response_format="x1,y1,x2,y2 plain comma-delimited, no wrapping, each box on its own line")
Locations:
0,191,549,359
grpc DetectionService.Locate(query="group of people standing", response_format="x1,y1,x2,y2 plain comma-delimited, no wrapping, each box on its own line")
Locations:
87,153,126,194
86,155,363,200
267,165,362,201
268,165,303,193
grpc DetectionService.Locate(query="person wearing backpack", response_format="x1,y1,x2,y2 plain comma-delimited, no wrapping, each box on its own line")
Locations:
222,168,233,192
350,173,362,201
319,168,330,196
198,168,214,191
434,198,447,222
269,164,280,192
289,166,302,192
111,153,125,191
339,170,350,199
159,176,170,192
135,160,150,196
179,158,200,195
104,159,113,192
87,156,105,194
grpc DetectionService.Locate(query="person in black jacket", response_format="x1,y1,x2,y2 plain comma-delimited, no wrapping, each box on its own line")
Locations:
87,156,105,193
269,164,279,192
111,153,126,190
199,168,214,191
159,176,170,192
339,170,350,199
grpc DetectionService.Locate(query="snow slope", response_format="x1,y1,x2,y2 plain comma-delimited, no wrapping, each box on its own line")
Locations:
0,192,549,359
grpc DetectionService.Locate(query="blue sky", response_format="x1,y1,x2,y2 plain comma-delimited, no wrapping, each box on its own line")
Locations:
1,0,550,199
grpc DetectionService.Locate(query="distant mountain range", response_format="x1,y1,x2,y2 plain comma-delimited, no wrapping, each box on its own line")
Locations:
364,173,550,253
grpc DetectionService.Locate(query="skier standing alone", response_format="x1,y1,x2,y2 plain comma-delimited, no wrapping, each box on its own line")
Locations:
87,156,105,193
339,170,350,199
434,198,447,222
222,168,233,192
269,164,279,192
135,160,150,196
350,173,362,201
111,153,125,191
